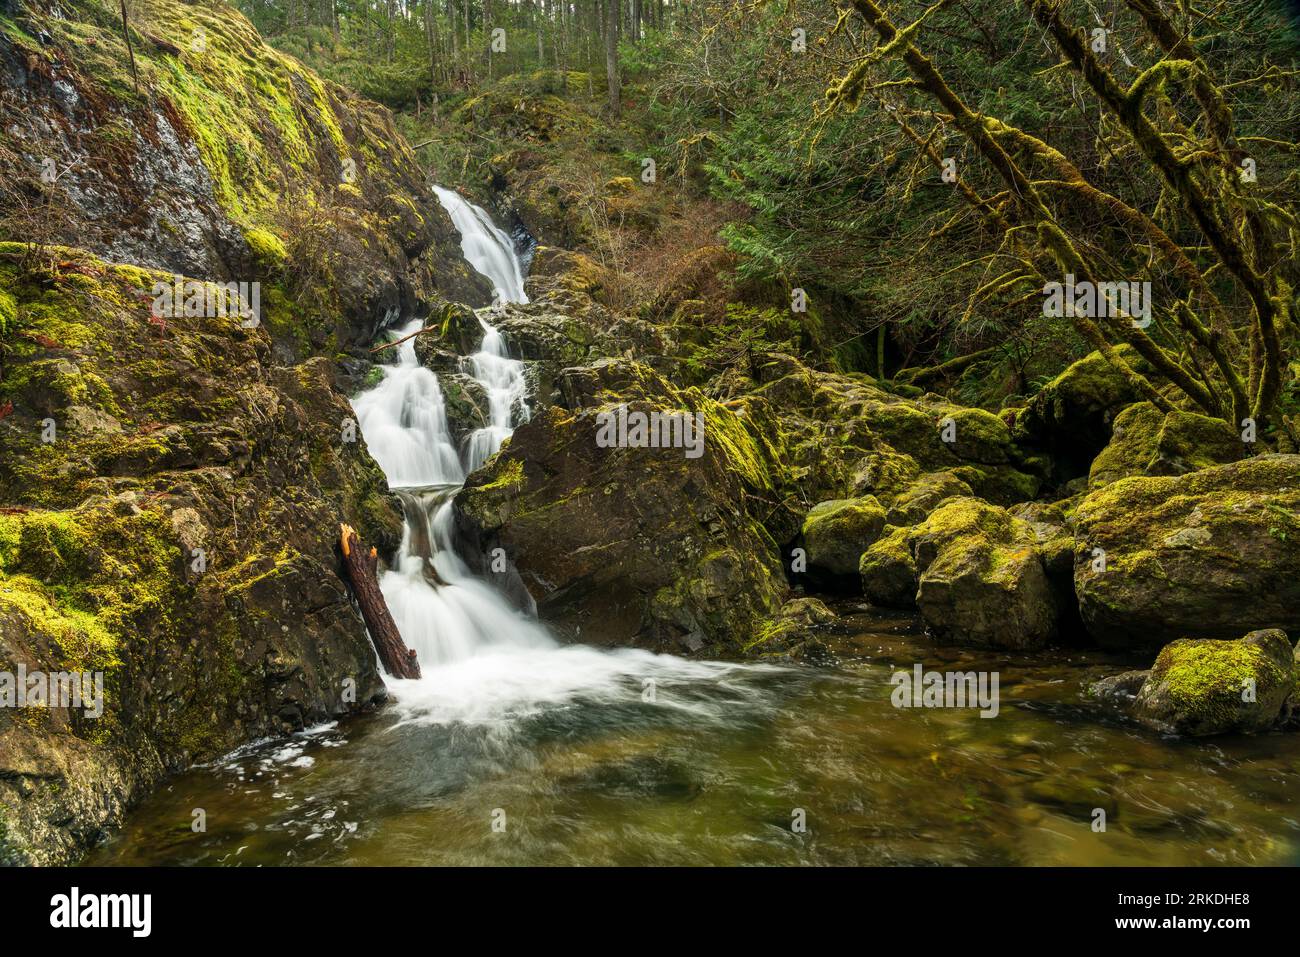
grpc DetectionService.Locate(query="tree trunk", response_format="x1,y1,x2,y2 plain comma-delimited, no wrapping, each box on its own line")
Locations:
339,524,421,680
119,0,139,94
604,0,620,114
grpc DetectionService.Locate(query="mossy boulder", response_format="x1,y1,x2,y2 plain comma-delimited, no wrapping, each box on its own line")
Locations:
1016,345,1150,480
1088,402,1245,488
911,499,1056,649
748,597,841,660
859,497,1058,648
454,360,788,655
943,407,1014,464
884,470,973,526
1074,455,1300,648
1130,630,1294,735
801,497,887,584
859,526,919,608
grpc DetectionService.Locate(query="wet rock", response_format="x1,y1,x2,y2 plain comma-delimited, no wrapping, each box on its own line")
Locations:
454,360,788,654
1088,402,1244,489
1073,455,1300,648
1130,630,1294,736
918,537,1057,650
755,597,841,661
801,496,887,585
438,372,491,447
1089,670,1150,710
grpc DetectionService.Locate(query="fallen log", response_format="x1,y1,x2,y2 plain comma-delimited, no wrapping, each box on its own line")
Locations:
369,325,434,354
339,523,421,679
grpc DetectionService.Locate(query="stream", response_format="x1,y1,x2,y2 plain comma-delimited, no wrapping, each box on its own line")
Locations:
84,189,1300,867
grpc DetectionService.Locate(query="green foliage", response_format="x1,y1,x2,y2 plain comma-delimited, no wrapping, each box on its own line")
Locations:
681,302,802,381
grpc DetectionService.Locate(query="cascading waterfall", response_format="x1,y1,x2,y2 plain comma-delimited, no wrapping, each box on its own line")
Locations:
351,186,755,726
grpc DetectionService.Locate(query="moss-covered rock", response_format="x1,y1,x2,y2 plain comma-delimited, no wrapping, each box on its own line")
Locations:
917,537,1057,649
1016,345,1150,480
1130,630,1294,735
747,597,840,660
858,497,1058,647
859,525,919,608
1089,402,1245,488
0,0,491,362
454,360,788,655
801,496,887,583
884,470,973,526
0,251,396,863
1074,455,1300,648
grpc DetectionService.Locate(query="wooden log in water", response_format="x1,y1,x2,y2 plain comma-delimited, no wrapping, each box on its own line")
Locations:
339,523,421,680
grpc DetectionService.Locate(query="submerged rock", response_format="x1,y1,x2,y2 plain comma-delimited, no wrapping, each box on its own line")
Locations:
1114,630,1295,736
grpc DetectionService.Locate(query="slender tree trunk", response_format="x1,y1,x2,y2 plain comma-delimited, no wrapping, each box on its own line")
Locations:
604,0,620,114
118,0,139,94
536,0,545,65
425,0,439,89
449,0,459,63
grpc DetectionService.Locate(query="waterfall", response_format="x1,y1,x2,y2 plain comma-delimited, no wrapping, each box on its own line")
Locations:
351,186,756,726
431,185,528,305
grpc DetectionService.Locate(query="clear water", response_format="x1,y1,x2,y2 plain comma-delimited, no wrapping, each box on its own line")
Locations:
84,615,1300,866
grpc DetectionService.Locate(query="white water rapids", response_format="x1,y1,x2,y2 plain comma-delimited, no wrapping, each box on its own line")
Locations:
351,187,766,728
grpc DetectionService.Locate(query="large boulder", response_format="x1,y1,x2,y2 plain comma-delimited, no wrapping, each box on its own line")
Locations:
917,536,1057,650
454,360,788,654
858,498,1058,648
1126,630,1294,736
800,497,887,586
1088,402,1244,488
1073,455,1300,648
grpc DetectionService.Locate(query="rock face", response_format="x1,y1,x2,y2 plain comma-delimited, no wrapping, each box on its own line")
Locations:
0,252,398,864
454,360,788,654
1094,630,1296,736
1073,455,1300,648
0,0,491,363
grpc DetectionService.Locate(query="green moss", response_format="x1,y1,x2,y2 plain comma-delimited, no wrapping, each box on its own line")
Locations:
698,396,778,492
1153,638,1289,722
475,456,525,492
0,503,185,674
0,285,16,337
244,227,289,271
917,497,1014,546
